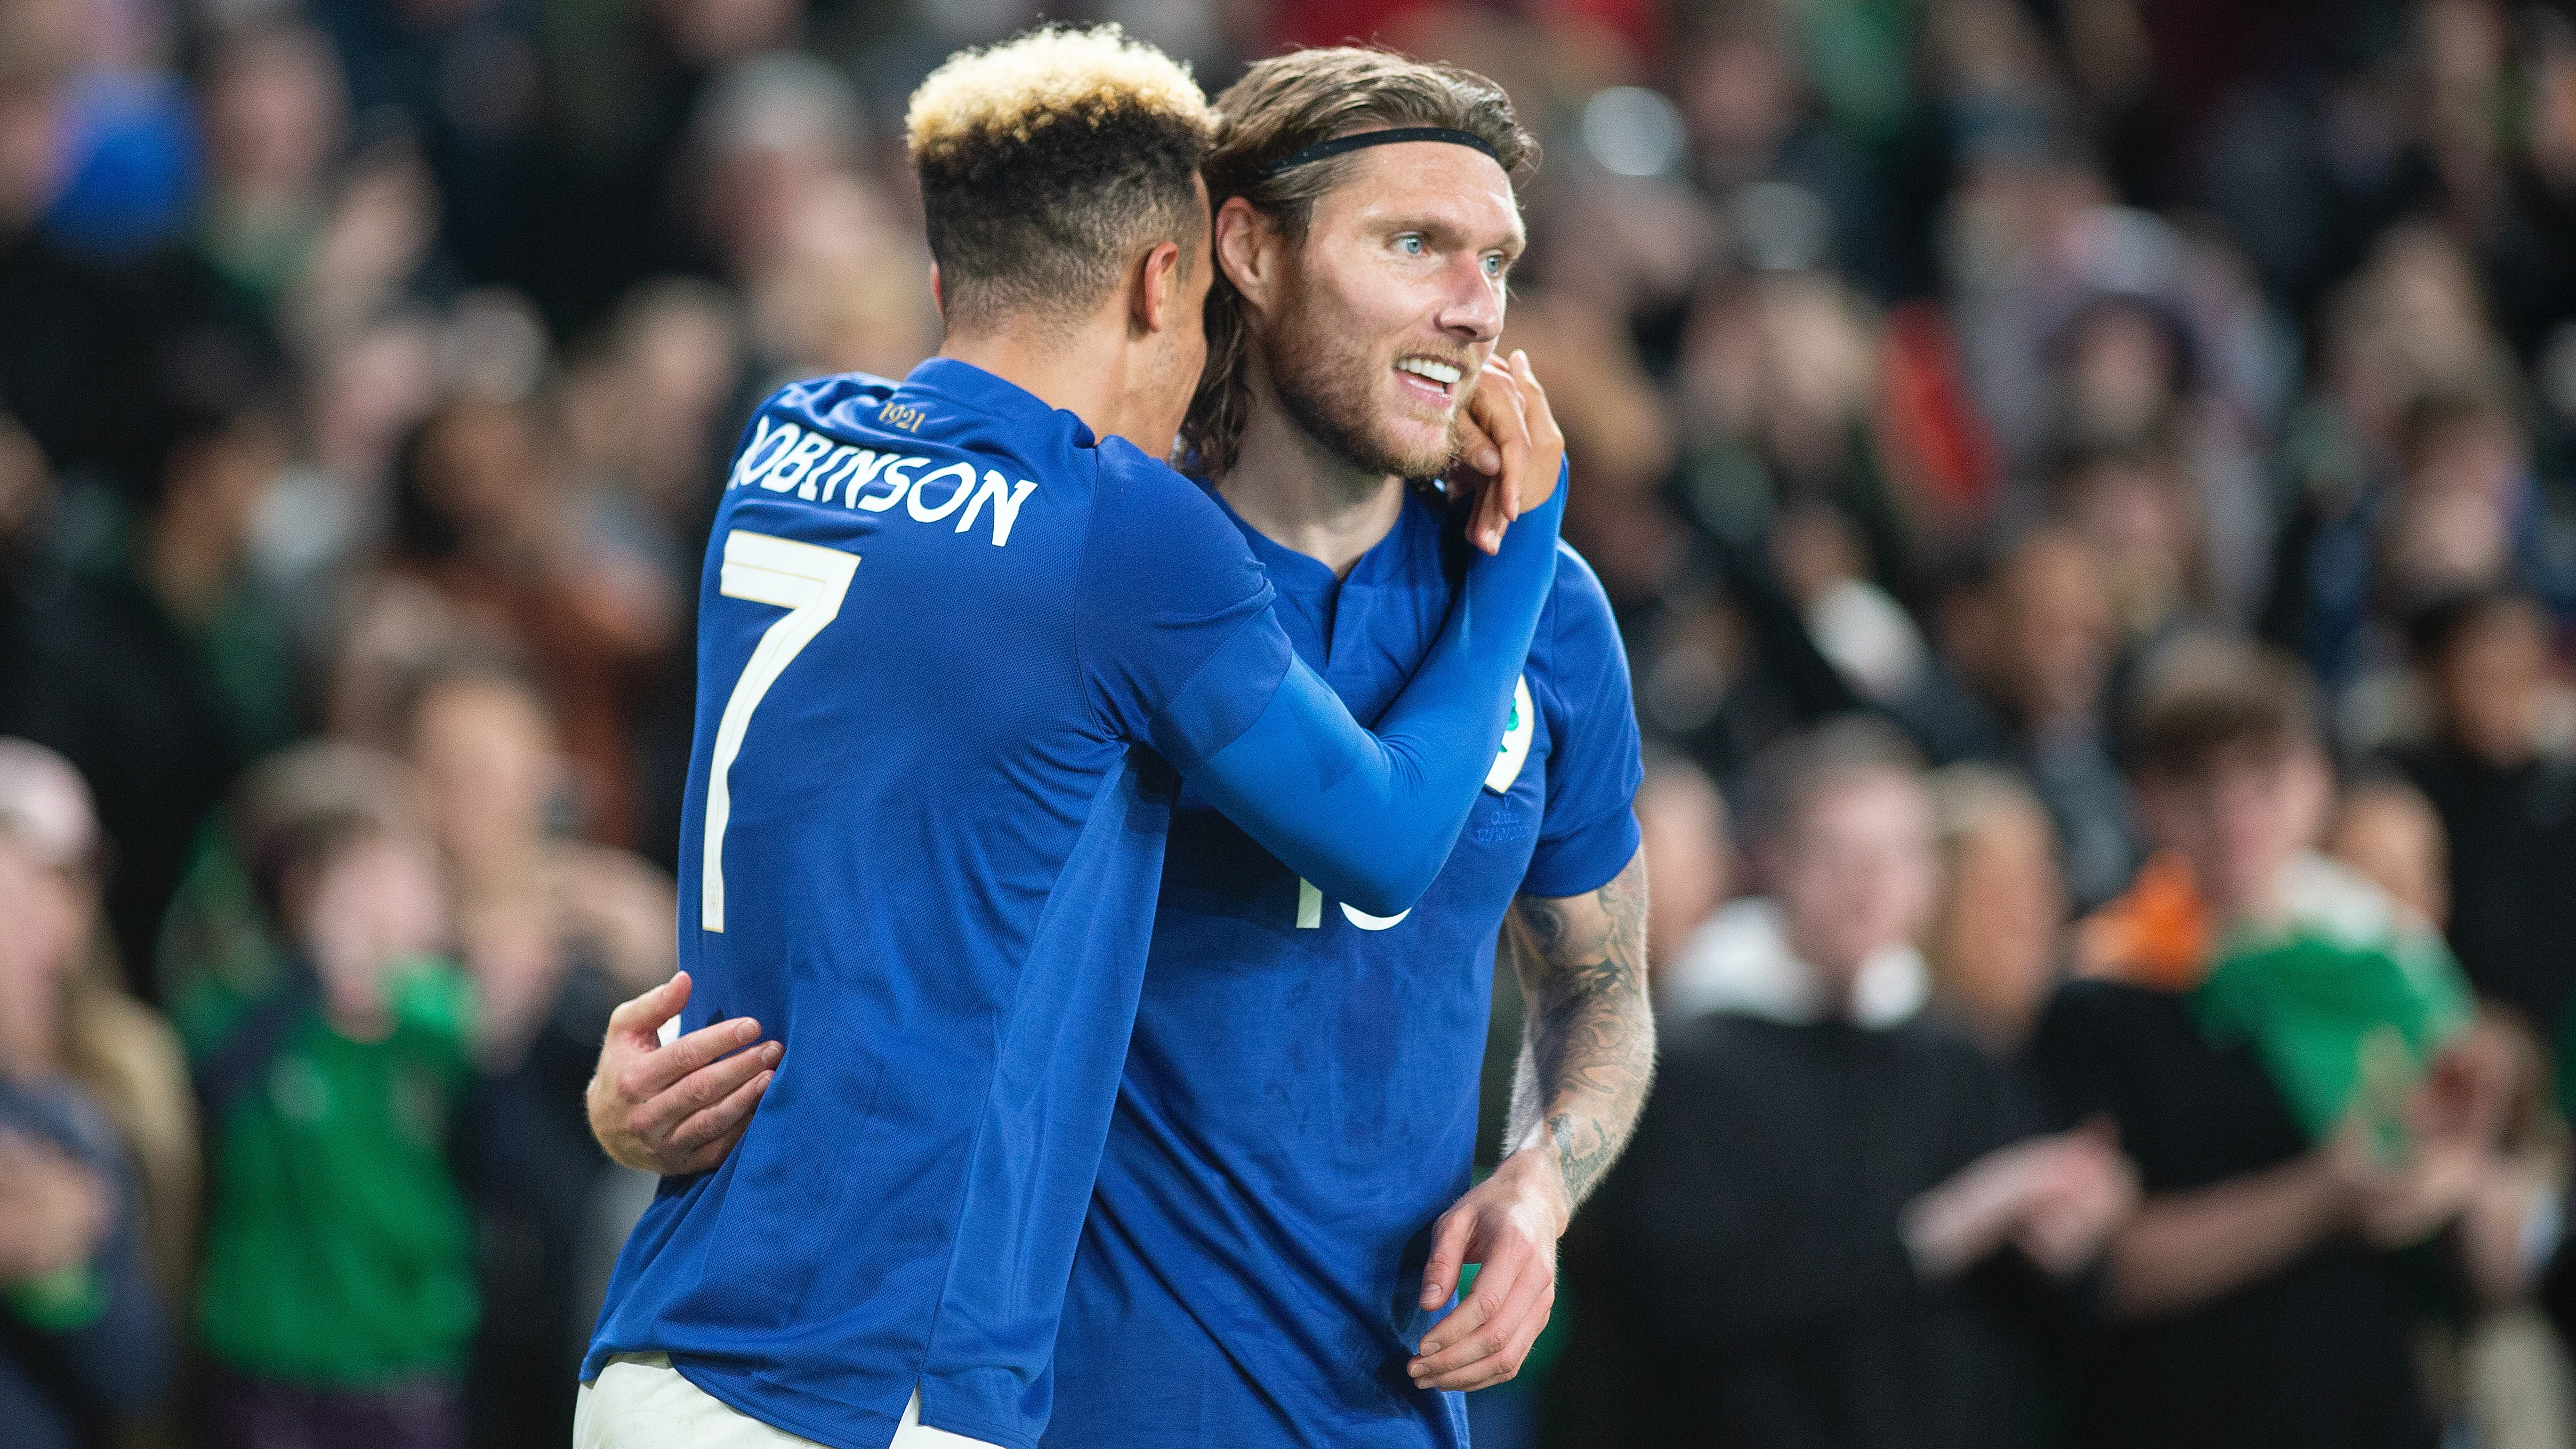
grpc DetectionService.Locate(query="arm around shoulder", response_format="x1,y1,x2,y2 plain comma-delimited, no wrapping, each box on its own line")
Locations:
1184,480,1566,916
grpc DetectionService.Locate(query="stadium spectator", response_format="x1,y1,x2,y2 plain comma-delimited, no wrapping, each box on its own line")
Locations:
310,0,542,290
677,52,936,386
2329,773,2453,932
381,394,676,847
2325,769,2576,1448
0,333,299,997
2050,432,2206,649
559,280,747,591
2038,636,2545,1449
399,653,676,1449
1670,272,1919,605
2261,223,2520,699
1925,762,2067,1054
1558,716,2131,1449
1634,746,1733,992
1674,7,1900,300
2390,586,2576,1036
513,0,804,334
556,279,754,867
0,740,200,1303
1891,523,2140,910
177,747,476,1449
0,740,177,1449
0,1,167,491
2381,389,2576,619
191,24,348,326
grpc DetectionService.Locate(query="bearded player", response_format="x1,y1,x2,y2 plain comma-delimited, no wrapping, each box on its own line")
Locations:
1046,50,1654,1447
574,29,1569,1449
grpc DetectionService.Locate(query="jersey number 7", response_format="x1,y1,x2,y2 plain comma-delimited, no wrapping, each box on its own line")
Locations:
703,528,859,932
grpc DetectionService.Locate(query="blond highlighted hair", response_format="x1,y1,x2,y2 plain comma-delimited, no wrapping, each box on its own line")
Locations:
906,25,1217,334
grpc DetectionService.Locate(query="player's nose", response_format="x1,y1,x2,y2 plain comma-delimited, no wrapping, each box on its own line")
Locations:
1433,254,1504,345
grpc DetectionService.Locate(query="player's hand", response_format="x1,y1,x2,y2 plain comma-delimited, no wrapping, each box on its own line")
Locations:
587,970,780,1176
1451,350,1566,556
1408,1141,1570,1391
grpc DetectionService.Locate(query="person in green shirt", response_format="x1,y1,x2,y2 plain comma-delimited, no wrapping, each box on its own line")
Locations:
2038,636,2552,1449
175,780,478,1449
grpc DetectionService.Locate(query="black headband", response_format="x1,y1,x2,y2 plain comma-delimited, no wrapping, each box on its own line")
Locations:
1254,126,1502,181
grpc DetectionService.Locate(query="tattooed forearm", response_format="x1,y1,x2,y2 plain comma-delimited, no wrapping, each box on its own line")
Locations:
1502,848,1654,1207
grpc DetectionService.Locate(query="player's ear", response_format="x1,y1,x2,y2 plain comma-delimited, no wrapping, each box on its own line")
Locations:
1133,239,1185,338
927,262,943,316
1214,196,1279,316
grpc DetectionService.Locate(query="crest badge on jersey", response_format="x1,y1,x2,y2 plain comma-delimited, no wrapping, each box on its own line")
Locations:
1486,675,1535,794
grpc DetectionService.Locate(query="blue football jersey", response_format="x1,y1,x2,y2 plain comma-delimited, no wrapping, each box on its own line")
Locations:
584,360,1310,1449
1044,489,1645,1448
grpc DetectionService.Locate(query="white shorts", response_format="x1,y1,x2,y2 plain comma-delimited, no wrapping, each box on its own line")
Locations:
574,1352,1005,1449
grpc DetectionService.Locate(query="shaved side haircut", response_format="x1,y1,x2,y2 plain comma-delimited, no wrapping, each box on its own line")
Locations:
906,24,1218,337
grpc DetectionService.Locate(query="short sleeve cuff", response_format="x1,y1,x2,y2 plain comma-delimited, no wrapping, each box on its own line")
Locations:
1520,805,1642,901
1146,611,1295,773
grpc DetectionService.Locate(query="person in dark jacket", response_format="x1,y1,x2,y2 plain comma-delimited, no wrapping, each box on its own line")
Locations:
1548,717,2132,1449
1886,525,2139,913
2387,586,2576,1036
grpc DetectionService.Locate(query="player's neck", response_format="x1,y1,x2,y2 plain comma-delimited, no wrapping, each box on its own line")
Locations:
938,317,1178,460
1216,392,1405,582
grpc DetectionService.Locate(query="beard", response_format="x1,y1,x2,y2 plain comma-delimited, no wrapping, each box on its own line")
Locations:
1261,281,1458,481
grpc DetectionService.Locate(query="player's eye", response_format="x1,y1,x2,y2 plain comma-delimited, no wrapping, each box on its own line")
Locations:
1396,234,1426,256
1483,253,1506,278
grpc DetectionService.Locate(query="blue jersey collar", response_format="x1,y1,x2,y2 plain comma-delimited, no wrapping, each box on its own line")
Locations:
904,357,1097,447
1208,483,1440,600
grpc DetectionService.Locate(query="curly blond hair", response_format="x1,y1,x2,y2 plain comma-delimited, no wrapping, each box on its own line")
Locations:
906,25,1217,335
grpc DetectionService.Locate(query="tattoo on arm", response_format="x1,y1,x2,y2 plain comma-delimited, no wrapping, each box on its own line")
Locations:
1503,848,1654,1207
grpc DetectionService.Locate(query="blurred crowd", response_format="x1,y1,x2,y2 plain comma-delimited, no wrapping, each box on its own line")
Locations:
10,0,2576,1445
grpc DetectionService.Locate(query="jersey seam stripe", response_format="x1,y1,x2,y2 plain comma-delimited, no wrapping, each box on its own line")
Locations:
1146,601,1287,770
909,760,1139,1438
1524,787,1636,851
1519,820,1642,902
1069,447,1109,738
